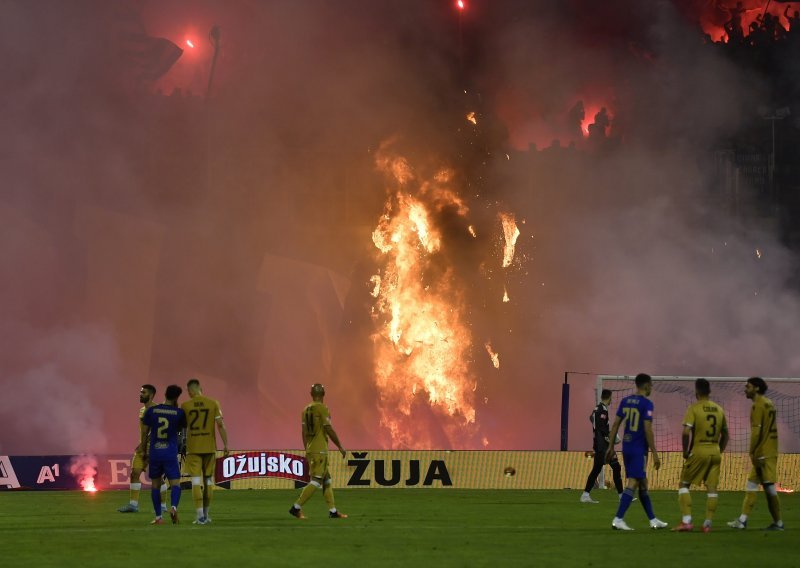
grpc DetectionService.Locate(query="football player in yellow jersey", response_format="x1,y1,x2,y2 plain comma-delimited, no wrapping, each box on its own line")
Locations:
728,377,785,531
289,383,347,519
672,378,729,533
117,384,166,513
180,378,229,525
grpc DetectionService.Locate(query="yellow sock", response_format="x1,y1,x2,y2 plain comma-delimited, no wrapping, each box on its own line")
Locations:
203,479,213,514
324,484,336,510
742,491,758,516
705,493,718,523
297,483,318,506
678,489,692,519
766,493,782,523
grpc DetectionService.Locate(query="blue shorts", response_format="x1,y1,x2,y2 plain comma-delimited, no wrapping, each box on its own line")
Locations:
148,457,181,481
622,451,647,479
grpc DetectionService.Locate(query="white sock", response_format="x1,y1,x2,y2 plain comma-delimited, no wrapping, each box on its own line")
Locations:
739,514,748,523
682,515,691,524
196,507,204,519
330,508,337,513
293,503,301,510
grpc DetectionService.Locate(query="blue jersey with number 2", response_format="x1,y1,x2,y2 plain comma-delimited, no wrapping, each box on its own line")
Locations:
616,395,653,454
142,405,186,460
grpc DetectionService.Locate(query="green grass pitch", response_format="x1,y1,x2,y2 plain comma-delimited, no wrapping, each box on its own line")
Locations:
0,489,796,567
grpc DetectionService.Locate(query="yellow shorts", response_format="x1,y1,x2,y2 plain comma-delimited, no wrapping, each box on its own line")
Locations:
131,451,146,473
748,456,778,485
680,448,721,487
184,453,216,478
307,452,329,480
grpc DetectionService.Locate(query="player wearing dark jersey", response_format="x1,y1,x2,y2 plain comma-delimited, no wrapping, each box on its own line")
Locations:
672,378,729,533
141,384,186,525
606,373,668,531
580,389,623,503
289,383,347,520
727,377,785,531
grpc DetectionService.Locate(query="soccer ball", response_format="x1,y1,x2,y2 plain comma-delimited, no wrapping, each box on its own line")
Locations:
503,466,516,477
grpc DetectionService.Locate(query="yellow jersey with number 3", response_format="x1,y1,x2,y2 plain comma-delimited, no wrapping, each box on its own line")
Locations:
181,395,222,454
683,400,727,449
751,396,778,458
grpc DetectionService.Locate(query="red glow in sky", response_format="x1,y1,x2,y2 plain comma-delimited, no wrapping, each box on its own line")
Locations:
457,0,465,10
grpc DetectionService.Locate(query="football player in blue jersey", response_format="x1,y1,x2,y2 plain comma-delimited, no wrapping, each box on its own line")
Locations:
141,384,187,525
606,373,668,531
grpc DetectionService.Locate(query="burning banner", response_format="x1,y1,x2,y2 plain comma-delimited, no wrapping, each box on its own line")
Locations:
370,143,482,449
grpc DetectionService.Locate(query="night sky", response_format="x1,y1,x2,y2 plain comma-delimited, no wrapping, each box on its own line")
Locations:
2,0,800,455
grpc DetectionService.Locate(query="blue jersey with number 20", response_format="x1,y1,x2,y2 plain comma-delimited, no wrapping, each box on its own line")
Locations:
616,395,654,454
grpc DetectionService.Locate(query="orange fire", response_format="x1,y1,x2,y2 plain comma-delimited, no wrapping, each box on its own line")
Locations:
371,143,481,449
466,111,477,125
499,212,520,268
484,341,500,369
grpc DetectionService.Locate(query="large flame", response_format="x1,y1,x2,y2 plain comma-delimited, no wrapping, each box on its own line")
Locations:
370,144,481,449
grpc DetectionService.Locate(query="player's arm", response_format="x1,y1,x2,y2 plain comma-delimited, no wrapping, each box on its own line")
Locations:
719,417,729,453
786,5,791,18
323,422,346,458
749,405,765,462
216,416,230,457
644,419,660,470
681,424,693,460
597,409,610,444
605,415,622,462
140,424,151,464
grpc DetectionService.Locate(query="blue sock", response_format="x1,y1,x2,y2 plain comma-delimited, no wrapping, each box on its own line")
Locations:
615,488,635,519
151,488,161,517
640,489,655,520
170,485,181,509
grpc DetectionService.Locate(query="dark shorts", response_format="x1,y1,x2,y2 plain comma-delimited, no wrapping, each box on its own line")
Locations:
622,451,647,479
149,457,181,481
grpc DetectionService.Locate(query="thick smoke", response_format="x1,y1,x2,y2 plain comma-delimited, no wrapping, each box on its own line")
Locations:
2,0,799,454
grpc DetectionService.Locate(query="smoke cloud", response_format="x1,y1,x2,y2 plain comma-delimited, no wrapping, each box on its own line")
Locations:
2,0,798,454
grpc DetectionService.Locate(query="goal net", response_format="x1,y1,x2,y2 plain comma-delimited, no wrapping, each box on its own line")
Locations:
597,375,800,489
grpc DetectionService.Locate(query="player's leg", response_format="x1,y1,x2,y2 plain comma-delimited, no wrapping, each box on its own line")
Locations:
612,452,640,529
164,458,182,524
609,455,623,495
761,457,784,530
184,454,206,523
291,453,323,519
701,454,721,532
581,452,604,502
323,470,347,518
118,452,144,512
674,454,699,531
729,467,759,529
149,463,164,523
201,454,215,522
638,476,667,528
159,479,168,513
